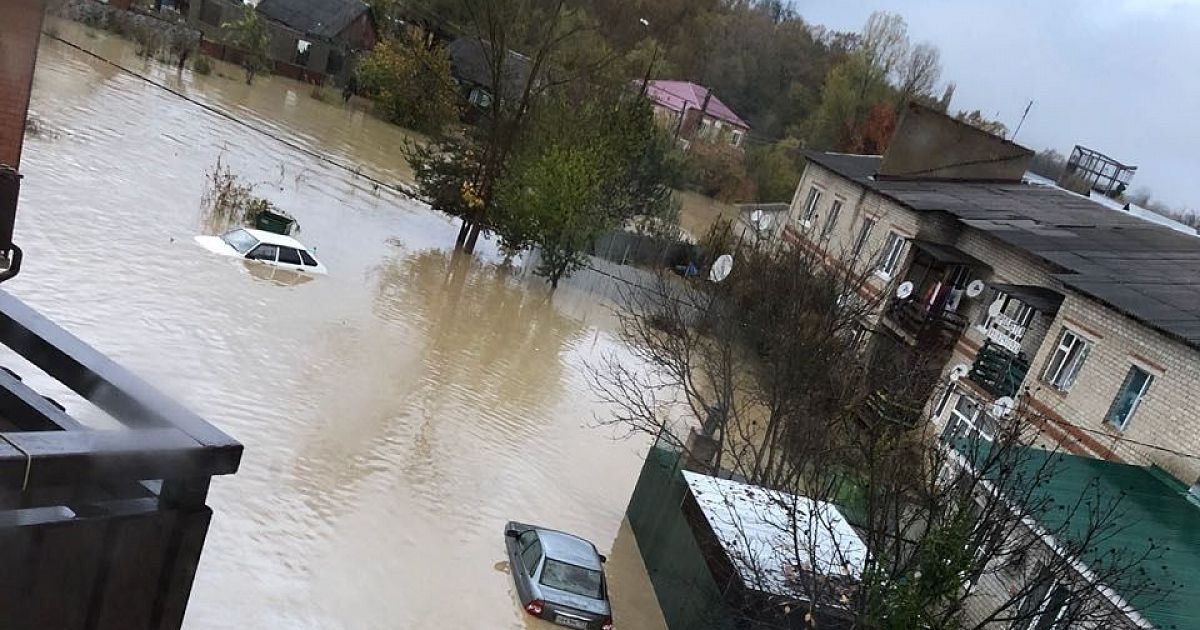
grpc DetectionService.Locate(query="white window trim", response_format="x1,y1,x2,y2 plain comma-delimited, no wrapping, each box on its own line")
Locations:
799,187,823,227
821,199,843,239
875,232,906,280
1042,328,1093,391
1105,366,1154,432
730,130,744,147
948,395,996,442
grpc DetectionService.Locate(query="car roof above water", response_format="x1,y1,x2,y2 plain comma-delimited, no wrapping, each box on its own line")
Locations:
536,529,602,571
237,228,309,251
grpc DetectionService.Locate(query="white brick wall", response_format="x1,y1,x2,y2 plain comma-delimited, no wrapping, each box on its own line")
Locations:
790,160,1200,485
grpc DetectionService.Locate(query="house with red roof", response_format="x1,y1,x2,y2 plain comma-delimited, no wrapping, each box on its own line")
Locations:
643,80,750,150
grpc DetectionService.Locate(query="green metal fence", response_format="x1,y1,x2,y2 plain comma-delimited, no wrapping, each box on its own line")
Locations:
626,440,736,630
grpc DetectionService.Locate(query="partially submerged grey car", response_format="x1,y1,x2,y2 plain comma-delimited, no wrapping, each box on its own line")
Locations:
504,521,613,630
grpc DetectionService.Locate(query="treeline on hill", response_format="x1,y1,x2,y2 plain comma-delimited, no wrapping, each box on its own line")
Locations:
391,0,1192,219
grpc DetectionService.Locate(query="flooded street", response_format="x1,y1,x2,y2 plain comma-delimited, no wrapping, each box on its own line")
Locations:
13,23,666,630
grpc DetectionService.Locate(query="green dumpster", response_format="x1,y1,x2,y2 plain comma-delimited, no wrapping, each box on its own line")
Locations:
254,209,296,235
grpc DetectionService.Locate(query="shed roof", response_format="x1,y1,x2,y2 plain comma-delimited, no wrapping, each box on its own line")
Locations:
804,150,1200,350
644,81,748,129
256,0,369,40
1002,447,1200,630
445,37,533,100
682,471,867,599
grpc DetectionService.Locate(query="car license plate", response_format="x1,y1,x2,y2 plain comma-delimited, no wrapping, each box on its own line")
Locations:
554,615,588,629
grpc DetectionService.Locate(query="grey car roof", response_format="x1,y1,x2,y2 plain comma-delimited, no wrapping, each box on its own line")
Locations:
803,150,1200,351
537,529,602,571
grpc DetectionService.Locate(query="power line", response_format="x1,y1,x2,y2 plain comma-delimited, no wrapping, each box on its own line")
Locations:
42,34,420,202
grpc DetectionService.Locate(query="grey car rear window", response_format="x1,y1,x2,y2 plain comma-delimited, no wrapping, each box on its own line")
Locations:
540,559,602,599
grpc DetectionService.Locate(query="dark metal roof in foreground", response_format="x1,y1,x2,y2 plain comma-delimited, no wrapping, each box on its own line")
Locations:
804,150,1200,349
256,0,368,40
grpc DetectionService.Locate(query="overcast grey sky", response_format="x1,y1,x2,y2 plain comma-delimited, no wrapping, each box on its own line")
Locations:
796,0,1200,210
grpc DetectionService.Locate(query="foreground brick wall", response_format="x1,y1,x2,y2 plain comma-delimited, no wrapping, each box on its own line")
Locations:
0,0,45,169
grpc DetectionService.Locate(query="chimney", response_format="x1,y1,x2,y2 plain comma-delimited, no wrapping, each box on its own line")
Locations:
879,102,1033,182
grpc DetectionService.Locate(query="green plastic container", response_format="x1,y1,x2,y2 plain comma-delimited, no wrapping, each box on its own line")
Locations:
254,209,296,235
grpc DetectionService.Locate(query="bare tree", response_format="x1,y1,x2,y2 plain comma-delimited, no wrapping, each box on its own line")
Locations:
592,238,1170,629
897,42,942,104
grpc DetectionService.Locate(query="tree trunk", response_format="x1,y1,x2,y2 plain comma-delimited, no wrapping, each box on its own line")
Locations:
463,222,482,254
455,219,471,249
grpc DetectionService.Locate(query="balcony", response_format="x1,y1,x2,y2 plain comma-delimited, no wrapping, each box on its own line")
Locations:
885,297,970,351
969,340,1031,398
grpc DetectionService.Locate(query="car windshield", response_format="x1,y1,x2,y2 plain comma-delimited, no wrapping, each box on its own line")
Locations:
539,559,602,599
222,229,258,255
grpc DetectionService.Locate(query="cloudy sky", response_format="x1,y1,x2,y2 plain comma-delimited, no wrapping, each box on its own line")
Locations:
796,0,1200,210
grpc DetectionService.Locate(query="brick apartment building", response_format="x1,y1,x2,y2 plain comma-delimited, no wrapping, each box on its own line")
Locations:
780,103,1200,629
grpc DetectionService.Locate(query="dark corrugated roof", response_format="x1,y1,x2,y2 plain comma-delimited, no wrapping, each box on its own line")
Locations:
804,150,1200,349
446,37,533,100
256,0,368,40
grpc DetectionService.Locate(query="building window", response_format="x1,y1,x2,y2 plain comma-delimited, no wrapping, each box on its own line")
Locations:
852,217,876,259
1105,366,1153,431
932,385,954,419
798,187,822,225
875,232,906,278
822,199,843,239
1042,329,1091,391
944,395,997,442
698,119,714,141
295,39,312,66
730,130,744,147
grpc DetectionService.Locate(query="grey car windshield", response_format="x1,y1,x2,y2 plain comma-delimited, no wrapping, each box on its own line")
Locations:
540,559,602,599
222,229,258,254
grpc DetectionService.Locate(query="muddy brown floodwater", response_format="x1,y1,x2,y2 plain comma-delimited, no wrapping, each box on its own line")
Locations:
10,22,668,630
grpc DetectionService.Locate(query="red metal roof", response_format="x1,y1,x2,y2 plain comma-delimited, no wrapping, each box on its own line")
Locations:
644,80,749,130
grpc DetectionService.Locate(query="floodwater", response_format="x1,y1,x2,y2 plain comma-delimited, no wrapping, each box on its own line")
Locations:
12,21,667,630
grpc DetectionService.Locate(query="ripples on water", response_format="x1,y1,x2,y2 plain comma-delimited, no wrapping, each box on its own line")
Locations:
14,22,664,630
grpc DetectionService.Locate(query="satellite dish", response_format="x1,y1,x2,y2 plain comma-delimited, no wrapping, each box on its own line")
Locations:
991,396,1016,418
966,279,986,298
949,363,970,382
709,254,733,283
896,281,915,299
988,298,1005,318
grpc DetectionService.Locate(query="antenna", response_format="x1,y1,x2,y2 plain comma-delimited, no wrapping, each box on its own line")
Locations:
1012,100,1034,141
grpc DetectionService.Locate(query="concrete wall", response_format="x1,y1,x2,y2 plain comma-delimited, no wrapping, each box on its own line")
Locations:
880,103,1033,182
788,158,1200,486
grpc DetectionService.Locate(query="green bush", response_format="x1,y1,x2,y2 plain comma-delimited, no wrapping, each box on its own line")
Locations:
356,27,458,134
193,55,213,75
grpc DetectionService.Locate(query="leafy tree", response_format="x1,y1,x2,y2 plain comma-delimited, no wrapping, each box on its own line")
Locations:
682,141,756,202
1028,148,1067,180
356,28,458,134
494,93,677,287
746,138,801,202
221,4,270,84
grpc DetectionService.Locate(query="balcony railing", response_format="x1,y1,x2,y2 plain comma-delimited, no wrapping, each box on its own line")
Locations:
969,341,1031,398
885,297,969,351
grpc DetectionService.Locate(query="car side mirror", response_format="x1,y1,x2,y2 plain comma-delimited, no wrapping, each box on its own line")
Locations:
599,554,607,563
505,529,520,539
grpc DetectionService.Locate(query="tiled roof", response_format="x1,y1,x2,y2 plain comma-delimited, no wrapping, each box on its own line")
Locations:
644,81,748,129
804,150,1200,350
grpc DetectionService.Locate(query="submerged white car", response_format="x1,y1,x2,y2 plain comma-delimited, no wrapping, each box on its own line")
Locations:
194,228,327,275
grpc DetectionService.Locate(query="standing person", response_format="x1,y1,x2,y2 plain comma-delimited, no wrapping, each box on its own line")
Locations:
342,74,358,104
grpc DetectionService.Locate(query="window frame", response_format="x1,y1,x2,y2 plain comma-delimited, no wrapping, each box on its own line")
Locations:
1105,365,1154,431
799,187,823,225
852,217,876,260
821,199,843,239
945,395,997,443
875,232,906,279
298,249,319,267
1041,328,1092,391
294,39,312,67
730,130,744,147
